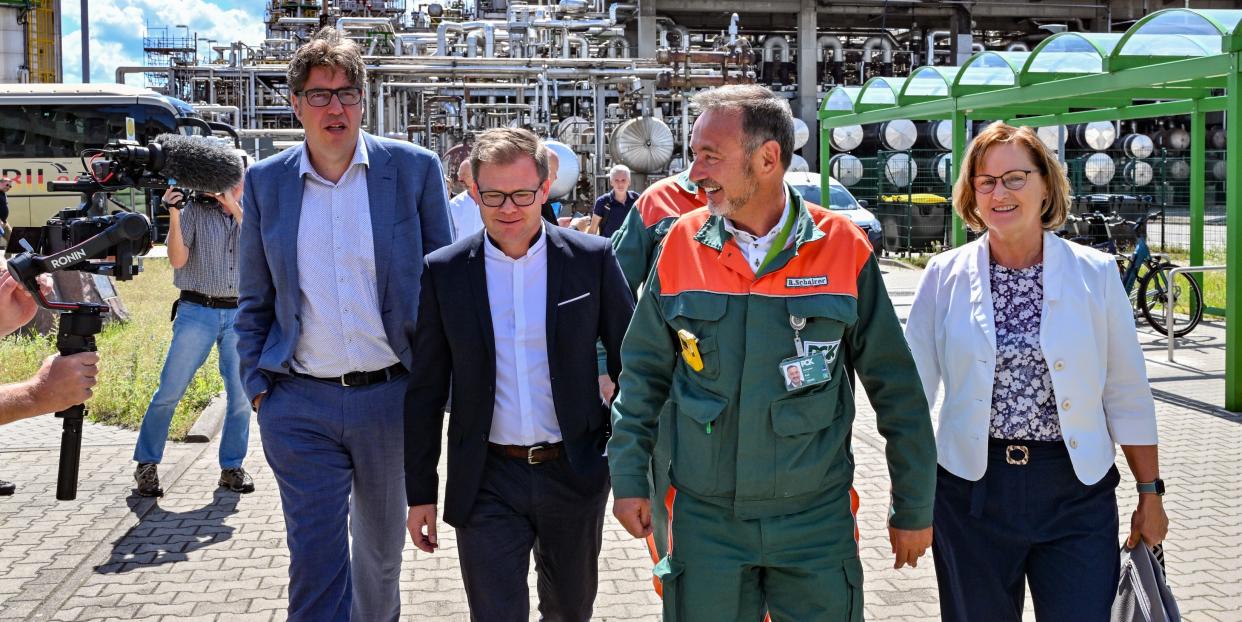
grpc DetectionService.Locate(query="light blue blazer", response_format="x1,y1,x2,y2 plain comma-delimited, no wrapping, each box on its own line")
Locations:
235,132,452,401
905,231,1158,485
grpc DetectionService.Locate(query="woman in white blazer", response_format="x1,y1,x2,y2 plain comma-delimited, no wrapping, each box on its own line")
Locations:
905,122,1168,622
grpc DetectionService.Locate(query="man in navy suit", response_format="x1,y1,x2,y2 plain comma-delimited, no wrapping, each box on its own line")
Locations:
235,28,451,621
404,128,634,621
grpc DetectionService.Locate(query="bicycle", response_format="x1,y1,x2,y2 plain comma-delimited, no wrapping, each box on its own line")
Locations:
1063,209,1203,337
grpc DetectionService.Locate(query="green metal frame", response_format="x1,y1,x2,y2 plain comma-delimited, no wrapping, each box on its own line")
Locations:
818,8,1242,410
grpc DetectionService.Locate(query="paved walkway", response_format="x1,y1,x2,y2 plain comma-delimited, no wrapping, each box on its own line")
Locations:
1,264,1239,621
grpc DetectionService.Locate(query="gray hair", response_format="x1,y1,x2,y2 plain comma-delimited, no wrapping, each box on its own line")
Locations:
691,85,794,170
608,164,631,179
287,27,367,94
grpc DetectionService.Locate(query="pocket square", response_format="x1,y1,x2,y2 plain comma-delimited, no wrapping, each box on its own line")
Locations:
558,292,590,306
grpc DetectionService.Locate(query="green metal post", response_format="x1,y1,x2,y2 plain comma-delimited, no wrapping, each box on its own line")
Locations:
1189,101,1205,276
821,123,831,208
951,108,967,247
1225,55,1242,411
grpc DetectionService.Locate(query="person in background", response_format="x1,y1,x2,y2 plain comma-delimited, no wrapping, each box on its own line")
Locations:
132,183,254,498
588,165,638,237
905,121,1167,622
448,159,484,240
0,176,12,243
540,147,562,225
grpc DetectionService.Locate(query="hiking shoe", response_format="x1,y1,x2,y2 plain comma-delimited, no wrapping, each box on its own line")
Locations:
134,463,163,497
0,480,14,496
218,468,255,493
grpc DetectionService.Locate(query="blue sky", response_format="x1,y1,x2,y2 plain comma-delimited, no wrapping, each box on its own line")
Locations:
60,0,268,84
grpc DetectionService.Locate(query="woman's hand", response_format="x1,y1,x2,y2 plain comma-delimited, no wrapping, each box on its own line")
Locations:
1127,494,1168,548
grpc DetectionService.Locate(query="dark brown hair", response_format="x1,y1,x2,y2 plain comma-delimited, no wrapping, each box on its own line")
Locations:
287,27,366,94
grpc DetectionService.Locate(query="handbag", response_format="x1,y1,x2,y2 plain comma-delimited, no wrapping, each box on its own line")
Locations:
1111,543,1180,622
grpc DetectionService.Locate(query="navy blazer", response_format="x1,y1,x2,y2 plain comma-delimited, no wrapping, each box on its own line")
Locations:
235,132,453,401
404,225,635,528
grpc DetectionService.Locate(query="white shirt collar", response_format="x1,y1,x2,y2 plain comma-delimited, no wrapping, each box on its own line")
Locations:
723,186,793,248
298,133,369,184
483,222,548,262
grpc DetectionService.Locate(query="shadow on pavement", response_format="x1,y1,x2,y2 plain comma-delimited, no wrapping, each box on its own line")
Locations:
94,489,239,573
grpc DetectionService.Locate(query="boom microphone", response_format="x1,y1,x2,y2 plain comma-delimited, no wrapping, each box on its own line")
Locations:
152,134,245,193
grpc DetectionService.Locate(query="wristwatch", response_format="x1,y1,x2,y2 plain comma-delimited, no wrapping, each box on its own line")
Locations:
1136,479,1165,496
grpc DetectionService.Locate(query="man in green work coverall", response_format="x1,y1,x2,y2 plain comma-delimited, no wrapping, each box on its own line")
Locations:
608,84,936,621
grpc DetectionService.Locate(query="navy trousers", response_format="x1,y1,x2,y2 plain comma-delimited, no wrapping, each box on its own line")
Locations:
933,440,1121,622
455,450,610,622
258,375,407,622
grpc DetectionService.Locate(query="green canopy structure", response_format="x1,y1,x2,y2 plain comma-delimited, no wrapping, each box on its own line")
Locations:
819,8,1242,410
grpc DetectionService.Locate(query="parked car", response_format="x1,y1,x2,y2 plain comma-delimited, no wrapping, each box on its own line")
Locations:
784,171,883,252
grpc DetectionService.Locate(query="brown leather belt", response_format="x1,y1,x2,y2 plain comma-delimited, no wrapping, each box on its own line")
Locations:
487,442,564,465
179,290,239,309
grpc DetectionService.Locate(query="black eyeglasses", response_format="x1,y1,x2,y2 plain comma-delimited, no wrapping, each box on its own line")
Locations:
972,169,1036,194
296,87,363,107
478,186,543,208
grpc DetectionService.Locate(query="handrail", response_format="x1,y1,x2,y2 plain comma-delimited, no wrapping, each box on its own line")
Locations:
1166,265,1225,361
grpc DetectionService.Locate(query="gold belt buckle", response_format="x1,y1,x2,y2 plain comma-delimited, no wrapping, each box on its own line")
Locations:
1005,445,1030,466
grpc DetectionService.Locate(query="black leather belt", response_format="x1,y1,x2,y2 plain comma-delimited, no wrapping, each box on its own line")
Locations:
488,442,564,464
290,362,407,387
180,290,239,309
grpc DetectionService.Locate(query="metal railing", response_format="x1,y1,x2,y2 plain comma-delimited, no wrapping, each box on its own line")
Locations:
1166,265,1225,362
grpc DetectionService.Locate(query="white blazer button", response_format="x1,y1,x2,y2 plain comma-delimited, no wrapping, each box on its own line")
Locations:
1061,400,1071,410
1054,360,1065,371
1069,438,1078,449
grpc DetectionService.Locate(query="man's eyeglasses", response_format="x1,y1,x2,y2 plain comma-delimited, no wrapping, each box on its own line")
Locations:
296,87,363,107
972,169,1036,194
478,187,543,208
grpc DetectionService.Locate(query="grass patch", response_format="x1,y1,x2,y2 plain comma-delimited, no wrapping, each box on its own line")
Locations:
0,258,221,439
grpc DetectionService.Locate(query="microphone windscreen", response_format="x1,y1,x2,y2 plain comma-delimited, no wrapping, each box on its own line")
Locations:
154,134,244,194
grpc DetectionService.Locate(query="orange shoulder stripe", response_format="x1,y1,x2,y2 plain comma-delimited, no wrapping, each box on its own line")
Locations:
636,177,708,227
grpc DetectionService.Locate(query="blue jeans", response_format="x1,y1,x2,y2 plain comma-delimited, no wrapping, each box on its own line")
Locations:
134,300,251,469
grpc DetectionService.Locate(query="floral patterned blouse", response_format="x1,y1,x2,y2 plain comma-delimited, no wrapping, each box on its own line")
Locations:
988,261,1063,441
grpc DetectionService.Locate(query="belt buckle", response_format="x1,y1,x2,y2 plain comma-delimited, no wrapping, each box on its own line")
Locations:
1006,444,1030,466
527,444,547,465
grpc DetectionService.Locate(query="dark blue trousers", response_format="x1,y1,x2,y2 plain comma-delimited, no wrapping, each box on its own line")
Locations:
933,440,1121,622
455,451,609,622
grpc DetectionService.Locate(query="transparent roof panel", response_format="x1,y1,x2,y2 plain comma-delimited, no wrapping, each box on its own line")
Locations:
823,86,861,112
1025,33,1123,75
901,66,957,99
1115,9,1241,59
858,77,900,106
1118,33,1220,57
956,52,1028,88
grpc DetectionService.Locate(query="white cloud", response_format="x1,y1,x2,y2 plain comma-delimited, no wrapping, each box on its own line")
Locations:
60,0,265,85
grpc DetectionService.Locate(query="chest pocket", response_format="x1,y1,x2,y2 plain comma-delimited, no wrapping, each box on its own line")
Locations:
661,292,727,381
785,296,856,371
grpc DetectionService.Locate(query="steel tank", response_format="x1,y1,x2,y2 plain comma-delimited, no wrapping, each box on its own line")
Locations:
829,153,864,186
609,117,675,173
1069,122,1117,151
861,119,917,152
1119,133,1154,160
829,124,864,152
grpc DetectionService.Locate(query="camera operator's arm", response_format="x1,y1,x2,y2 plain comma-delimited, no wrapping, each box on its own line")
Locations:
215,182,244,223
0,352,99,426
0,271,37,336
162,188,190,269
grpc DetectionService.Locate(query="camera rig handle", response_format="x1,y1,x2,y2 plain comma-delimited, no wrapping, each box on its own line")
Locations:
6,212,150,313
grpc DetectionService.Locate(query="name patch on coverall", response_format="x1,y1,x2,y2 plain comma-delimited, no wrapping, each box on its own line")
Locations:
786,276,829,288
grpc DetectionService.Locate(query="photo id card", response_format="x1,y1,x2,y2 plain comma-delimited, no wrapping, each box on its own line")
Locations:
779,352,830,392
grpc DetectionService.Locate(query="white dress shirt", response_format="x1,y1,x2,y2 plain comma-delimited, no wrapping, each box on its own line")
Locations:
293,136,400,376
484,225,561,445
449,191,484,241
904,231,1158,485
722,188,792,275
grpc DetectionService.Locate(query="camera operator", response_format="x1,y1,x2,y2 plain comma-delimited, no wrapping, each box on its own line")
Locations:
0,176,12,242
132,182,254,498
0,271,100,495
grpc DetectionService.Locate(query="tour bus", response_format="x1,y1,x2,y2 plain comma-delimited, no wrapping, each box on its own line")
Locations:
0,83,203,238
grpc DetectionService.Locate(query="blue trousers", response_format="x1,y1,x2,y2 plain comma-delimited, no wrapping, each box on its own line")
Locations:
258,374,407,622
932,440,1121,622
134,301,251,469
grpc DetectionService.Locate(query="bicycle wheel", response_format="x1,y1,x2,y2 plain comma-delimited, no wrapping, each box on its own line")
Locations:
1138,265,1204,337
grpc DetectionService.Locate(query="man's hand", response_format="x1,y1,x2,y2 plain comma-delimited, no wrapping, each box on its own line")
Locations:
889,525,932,569
613,497,652,538
30,352,100,413
161,187,185,209
407,504,439,553
252,392,265,413
0,271,37,337
597,374,616,404
1127,494,1169,548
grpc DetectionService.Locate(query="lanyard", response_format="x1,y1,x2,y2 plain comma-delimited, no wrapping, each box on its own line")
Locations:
758,194,796,273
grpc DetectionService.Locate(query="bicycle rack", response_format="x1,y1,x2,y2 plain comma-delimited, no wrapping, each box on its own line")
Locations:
1165,264,1225,362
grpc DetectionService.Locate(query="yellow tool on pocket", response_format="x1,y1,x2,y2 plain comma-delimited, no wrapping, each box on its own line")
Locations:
677,329,704,372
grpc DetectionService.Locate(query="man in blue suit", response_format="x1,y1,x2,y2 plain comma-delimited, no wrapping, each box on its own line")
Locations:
235,28,451,622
